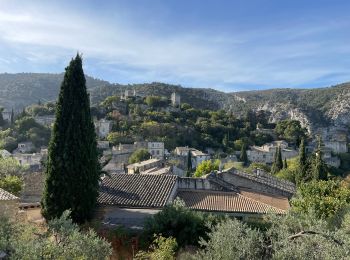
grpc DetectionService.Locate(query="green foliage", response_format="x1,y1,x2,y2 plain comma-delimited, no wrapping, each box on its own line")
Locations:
26,102,55,116
0,156,26,177
136,235,177,260
145,96,168,107
193,159,220,178
143,199,217,248
0,175,23,195
239,143,248,165
42,55,100,224
107,132,134,145
248,162,271,173
291,180,350,219
271,146,283,174
129,148,151,164
0,210,112,259
275,120,307,145
195,218,263,260
296,138,308,184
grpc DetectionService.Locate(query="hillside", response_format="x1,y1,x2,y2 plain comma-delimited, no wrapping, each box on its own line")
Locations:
1,73,350,129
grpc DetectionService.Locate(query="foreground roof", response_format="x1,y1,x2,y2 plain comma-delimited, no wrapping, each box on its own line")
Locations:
98,174,177,208
0,188,19,201
176,189,288,214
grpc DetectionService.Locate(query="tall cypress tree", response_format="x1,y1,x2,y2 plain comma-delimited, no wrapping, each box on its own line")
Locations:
296,138,307,184
283,158,288,169
186,151,192,177
10,108,14,125
41,54,100,223
272,146,283,174
240,143,248,166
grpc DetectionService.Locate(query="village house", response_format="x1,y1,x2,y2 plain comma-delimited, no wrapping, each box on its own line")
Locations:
34,115,55,127
148,142,165,159
15,142,35,153
0,188,19,218
322,147,341,168
97,141,110,150
13,153,43,170
1,109,12,122
174,146,211,168
95,119,112,139
127,158,163,174
95,169,292,228
247,141,298,164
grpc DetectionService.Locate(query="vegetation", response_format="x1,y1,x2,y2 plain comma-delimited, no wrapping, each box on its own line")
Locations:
42,55,100,223
128,148,151,164
0,211,112,259
136,235,178,260
275,120,307,145
271,146,283,174
193,159,220,177
143,199,218,248
291,180,350,219
0,156,25,195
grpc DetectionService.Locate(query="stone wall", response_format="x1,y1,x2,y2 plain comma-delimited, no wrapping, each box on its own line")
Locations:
22,172,44,202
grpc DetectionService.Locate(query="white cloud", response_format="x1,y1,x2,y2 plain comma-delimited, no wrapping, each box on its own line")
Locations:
0,2,349,91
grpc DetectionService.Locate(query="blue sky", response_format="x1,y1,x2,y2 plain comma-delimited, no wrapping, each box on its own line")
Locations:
0,0,350,92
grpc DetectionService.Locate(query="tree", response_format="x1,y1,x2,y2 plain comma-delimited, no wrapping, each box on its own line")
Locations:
10,108,14,125
0,211,112,259
194,160,220,178
0,175,23,195
143,199,216,248
186,151,192,177
311,136,327,181
136,235,178,260
275,120,307,145
41,54,100,223
272,146,283,174
283,158,288,169
195,218,263,260
0,107,5,127
128,148,151,164
296,138,308,184
291,180,350,219
240,143,248,166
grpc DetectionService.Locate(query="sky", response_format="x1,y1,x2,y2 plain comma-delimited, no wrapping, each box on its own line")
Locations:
0,0,350,92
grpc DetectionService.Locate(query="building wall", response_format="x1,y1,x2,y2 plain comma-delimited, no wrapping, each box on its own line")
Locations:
94,206,161,227
148,142,164,159
324,141,347,154
220,171,294,198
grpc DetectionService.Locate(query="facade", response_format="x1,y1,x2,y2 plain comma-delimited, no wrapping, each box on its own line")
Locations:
97,141,110,150
16,142,35,153
13,153,43,169
127,158,162,174
1,110,12,122
148,142,165,159
95,119,112,139
0,188,19,218
34,115,55,127
247,141,298,164
171,92,181,107
324,140,347,154
190,149,211,169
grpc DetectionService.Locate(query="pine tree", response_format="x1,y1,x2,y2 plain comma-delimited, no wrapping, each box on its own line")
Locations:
312,136,327,181
41,54,100,223
240,143,248,166
296,138,307,184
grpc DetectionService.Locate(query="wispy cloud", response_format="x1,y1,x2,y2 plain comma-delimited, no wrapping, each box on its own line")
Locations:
0,1,349,91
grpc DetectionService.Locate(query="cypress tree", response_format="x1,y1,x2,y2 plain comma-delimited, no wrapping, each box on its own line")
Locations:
283,158,288,169
296,138,307,184
10,108,14,125
240,143,248,166
41,54,100,223
272,146,283,174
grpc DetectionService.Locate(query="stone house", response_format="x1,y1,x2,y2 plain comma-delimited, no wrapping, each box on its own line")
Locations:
247,141,298,164
95,119,112,139
0,188,19,218
127,158,163,174
13,153,43,170
190,149,211,169
95,172,291,228
148,142,164,159
97,141,110,150
16,142,35,153
34,115,55,127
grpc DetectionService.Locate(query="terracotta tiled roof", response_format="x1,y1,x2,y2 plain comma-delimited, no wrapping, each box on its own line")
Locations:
98,174,177,208
176,190,288,214
0,188,19,201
